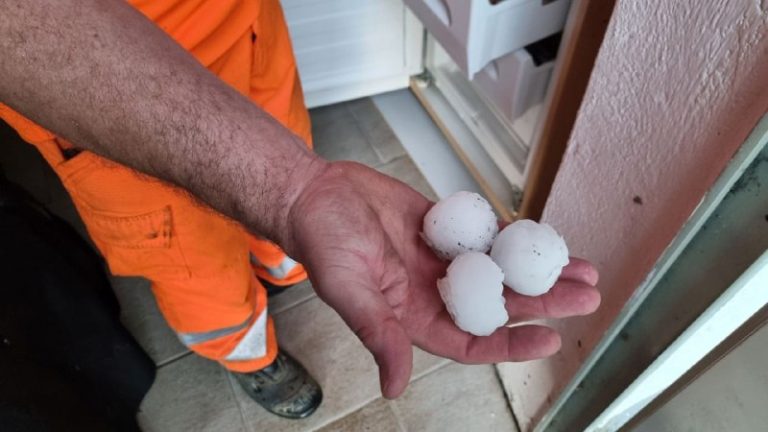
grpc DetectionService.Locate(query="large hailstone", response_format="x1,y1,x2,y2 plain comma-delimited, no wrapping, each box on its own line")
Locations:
437,252,508,336
422,191,498,260
490,219,569,296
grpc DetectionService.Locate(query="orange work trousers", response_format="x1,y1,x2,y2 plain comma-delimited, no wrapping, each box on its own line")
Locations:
0,0,310,372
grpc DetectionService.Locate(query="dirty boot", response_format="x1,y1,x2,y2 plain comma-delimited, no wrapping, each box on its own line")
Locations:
232,350,322,419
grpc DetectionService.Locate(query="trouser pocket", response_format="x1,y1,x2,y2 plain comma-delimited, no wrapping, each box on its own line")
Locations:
54,150,191,280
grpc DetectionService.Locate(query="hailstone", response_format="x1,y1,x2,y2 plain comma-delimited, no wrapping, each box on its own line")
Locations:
422,191,498,260
437,252,508,336
490,219,569,296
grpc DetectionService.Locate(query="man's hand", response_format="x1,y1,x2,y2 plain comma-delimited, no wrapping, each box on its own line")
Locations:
286,162,601,398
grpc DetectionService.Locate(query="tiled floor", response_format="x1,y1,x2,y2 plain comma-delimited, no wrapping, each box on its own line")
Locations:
0,97,517,432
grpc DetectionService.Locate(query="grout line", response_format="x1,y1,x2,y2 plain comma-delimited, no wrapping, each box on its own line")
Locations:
410,358,452,383
225,373,251,432
353,99,407,167
306,394,384,432
374,155,439,201
156,350,193,369
389,399,409,432
493,365,523,432
271,291,318,316
346,101,391,169
306,397,379,432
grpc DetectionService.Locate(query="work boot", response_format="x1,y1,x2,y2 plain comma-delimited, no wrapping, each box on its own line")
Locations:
232,350,322,419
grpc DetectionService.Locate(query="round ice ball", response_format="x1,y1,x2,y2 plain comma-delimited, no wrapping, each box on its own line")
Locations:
437,252,508,336
490,219,569,297
422,191,499,260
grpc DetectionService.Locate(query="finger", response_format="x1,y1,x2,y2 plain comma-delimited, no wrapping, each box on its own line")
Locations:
462,324,562,363
560,257,599,286
497,219,510,231
505,281,601,323
420,313,561,363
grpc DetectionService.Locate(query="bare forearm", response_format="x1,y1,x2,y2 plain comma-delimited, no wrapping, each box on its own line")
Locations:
0,0,325,247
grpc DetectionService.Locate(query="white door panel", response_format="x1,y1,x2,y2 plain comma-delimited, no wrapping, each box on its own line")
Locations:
280,0,423,107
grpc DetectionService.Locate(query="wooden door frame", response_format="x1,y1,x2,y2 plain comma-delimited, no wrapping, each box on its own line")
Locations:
519,0,617,220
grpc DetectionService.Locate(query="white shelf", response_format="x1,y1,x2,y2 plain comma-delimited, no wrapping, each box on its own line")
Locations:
404,0,570,78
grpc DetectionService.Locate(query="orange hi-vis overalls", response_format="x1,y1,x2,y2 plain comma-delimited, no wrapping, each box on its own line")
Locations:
0,0,310,372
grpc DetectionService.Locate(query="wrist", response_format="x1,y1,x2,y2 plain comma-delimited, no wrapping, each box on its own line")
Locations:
265,143,331,253
283,160,377,266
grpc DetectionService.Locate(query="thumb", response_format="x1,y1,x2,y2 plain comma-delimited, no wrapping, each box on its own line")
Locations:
355,311,413,399
325,286,414,398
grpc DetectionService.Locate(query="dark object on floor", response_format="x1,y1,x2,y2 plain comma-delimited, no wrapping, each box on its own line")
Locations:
259,277,296,298
0,172,155,432
232,350,323,419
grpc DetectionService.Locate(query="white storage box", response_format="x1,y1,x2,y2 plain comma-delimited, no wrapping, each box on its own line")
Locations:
473,46,554,122
405,0,570,78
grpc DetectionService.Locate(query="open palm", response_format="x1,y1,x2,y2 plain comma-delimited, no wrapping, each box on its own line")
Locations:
287,162,600,398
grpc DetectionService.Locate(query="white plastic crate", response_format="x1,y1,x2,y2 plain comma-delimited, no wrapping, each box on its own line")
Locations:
472,47,554,123
405,0,570,78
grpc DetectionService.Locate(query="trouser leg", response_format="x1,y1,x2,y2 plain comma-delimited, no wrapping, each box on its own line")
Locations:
50,148,279,372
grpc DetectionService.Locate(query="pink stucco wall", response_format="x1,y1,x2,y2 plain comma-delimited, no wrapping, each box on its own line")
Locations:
498,1,768,430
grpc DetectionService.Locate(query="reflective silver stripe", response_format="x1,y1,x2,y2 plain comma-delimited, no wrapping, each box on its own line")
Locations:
177,314,252,347
225,307,268,361
250,253,299,280
266,256,298,279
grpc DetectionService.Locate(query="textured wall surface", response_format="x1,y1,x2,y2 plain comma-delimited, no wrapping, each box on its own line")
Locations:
497,1,768,430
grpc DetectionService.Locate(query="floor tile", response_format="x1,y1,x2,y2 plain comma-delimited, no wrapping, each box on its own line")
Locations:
393,363,518,432
138,355,246,432
308,103,348,130
411,349,451,382
310,103,381,167
234,296,381,432
346,98,407,165
268,280,317,315
316,399,403,432
376,156,439,201
233,296,449,432
109,276,189,366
